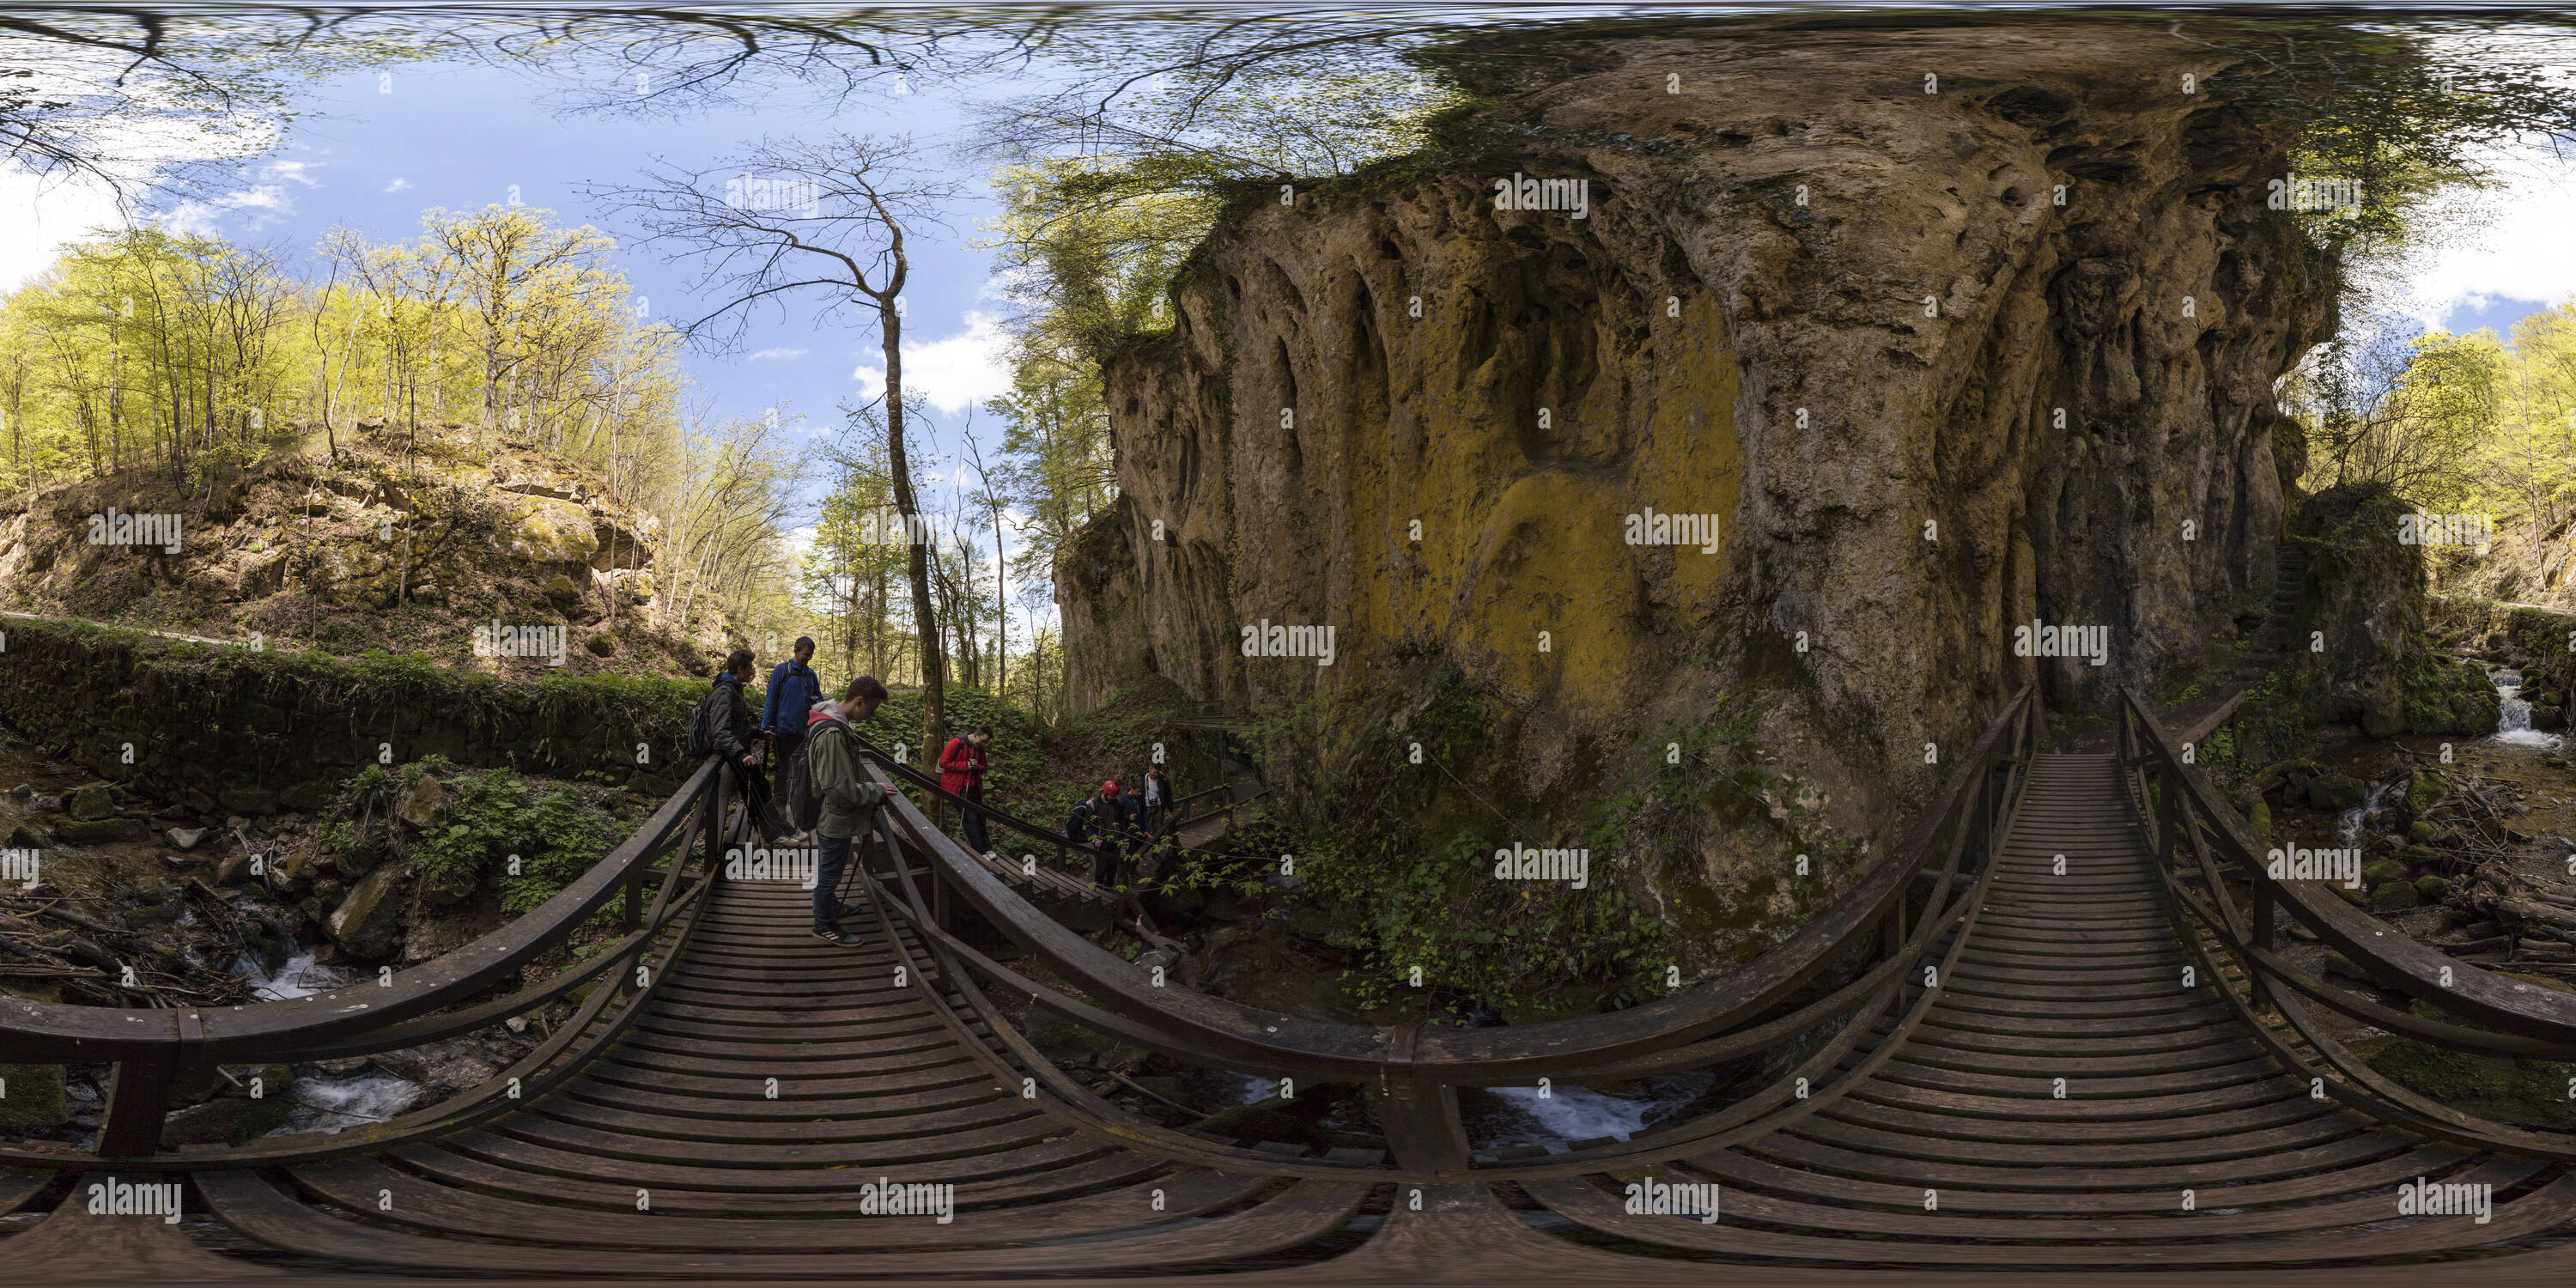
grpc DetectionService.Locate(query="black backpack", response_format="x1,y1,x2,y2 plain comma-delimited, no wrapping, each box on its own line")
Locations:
686,686,723,758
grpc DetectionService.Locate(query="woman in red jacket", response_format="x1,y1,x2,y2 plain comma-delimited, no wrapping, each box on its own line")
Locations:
939,726,993,855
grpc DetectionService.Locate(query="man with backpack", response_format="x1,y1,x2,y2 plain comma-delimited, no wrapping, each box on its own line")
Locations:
690,648,780,844
762,638,825,840
803,676,890,947
1067,781,1149,888
939,725,993,856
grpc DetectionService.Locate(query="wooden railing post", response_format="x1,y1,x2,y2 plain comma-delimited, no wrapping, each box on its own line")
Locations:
98,1046,177,1157
1376,1025,1471,1171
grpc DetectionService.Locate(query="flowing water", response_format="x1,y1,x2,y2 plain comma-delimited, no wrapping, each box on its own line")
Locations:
2489,667,2566,750
1475,1072,1717,1151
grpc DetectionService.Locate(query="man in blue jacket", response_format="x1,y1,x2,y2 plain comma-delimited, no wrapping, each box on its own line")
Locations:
763,638,823,839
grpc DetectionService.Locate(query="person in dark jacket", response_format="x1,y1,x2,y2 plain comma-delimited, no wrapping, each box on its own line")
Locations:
1068,781,1148,886
939,726,993,855
1141,766,1173,835
805,676,891,946
707,648,781,844
763,639,824,840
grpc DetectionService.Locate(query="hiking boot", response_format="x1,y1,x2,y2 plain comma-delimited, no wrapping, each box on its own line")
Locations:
811,925,860,947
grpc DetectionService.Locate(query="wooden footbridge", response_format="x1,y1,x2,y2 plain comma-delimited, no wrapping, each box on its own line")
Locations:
8,689,2576,1281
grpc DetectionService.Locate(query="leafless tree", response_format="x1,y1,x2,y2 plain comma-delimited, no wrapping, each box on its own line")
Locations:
591,133,960,754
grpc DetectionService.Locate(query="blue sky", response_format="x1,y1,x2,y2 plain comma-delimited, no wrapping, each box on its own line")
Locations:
0,49,1041,623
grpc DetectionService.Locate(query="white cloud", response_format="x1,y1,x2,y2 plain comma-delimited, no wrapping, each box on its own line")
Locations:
750,347,808,361
0,165,125,291
2385,142,2576,331
382,177,411,193
850,311,1013,414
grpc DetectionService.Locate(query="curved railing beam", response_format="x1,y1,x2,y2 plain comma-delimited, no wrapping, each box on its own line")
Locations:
2122,689,2576,1049
0,758,720,1064
856,686,2034,1085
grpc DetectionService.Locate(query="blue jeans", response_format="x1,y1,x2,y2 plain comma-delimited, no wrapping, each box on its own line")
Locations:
813,831,854,932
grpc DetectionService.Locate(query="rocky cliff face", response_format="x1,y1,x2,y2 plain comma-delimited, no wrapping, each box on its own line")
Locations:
1060,19,2337,944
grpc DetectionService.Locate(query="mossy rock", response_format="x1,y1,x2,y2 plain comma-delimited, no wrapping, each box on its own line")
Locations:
160,1090,294,1146
2331,883,2368,908
2351,1006,2576,1129
2408,820,2435,845
2413,874,2449,902
2248,799,2272,842
63,782,117,820
2322,951,2374,983
2306,773,2368,811
2361,859,2410,889
0,1062,69,1128
2369,881,2421,913
2406,772,2442,815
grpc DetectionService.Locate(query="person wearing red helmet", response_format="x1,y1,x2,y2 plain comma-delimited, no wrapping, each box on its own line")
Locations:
1066,779,1149,886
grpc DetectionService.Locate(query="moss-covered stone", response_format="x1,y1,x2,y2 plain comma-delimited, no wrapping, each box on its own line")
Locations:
329,863,411,958
63,782,116,819
2361,859,2410,889
2369,880,2420,912
0,1062,69,1128
2409,820,2435,845
2249,799,2272,843
2414,874,2449,902
2351,989,2576,1128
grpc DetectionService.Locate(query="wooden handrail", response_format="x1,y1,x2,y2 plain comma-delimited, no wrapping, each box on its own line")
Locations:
2119,687,2576,1052
0,756,732,1164
859,686,2038,1086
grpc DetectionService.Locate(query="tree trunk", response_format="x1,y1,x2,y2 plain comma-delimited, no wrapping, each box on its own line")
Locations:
880,300,945,757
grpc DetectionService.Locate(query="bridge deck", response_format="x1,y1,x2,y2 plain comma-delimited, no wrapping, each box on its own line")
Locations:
19,756,2576,1278
1528,754,2576,1268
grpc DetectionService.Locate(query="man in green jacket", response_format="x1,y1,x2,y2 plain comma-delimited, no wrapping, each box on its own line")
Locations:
807,676,891,946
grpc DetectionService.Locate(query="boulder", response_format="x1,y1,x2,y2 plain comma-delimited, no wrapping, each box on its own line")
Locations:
160,1089,293,1147
2369,881,2421,913
2414,874,2450,902
2306,773,2368,811
505,495,600,565
62,783,116,820
328,864,410,960
2360,859,2410,890
166,826,208,851
56,817,146,843
395,775,449,830
214,850,255,887
0,1062,68,1128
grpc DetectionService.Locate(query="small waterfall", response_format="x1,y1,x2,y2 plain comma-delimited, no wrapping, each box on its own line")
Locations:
2338,778,2396,843
231,942,352,1001
1479,1072,1716,1151
273,1068,425,1136
2489,668,2564,749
